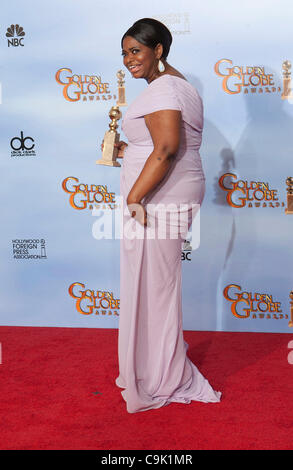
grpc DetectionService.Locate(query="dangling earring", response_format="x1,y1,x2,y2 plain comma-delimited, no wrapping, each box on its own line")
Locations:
158,59,165,73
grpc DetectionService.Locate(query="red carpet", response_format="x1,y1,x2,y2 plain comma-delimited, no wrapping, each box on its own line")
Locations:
0,326,292,450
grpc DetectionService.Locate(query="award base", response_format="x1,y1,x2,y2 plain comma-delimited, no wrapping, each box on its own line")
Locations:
96,128,121,168
281,79,293,100
96,159,121,167
285,195,293,214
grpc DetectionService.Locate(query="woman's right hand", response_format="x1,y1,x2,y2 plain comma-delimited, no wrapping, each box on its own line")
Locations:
100,140,128,158
115,140,128,158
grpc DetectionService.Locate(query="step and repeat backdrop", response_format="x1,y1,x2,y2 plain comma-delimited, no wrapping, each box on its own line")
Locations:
1,0,293,332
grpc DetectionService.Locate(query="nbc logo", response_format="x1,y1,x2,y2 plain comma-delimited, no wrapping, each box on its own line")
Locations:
6,24,25,47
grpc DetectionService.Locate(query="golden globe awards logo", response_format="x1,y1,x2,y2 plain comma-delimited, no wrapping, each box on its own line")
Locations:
223,284,287,321
55,68,116,102
62,177,118,210
219,173,285,209
214,59,281,95
68,282,120,316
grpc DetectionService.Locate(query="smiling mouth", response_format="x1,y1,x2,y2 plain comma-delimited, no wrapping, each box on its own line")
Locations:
128,65,142,73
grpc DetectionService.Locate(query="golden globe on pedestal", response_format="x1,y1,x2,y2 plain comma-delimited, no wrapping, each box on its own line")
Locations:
289,291,293,327
285,177,293,214
281,60,293,100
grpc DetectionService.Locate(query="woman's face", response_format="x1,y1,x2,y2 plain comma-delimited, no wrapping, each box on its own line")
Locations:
122,36,162,82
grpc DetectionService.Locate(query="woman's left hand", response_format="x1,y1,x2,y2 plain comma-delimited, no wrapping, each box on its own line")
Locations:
127,198,147,226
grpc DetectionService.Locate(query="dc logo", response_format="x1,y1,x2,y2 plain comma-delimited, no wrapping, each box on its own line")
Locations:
6,24,25,47
10,131,34,151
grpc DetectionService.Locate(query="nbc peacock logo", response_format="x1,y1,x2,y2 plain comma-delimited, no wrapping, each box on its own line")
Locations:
6,24,25,47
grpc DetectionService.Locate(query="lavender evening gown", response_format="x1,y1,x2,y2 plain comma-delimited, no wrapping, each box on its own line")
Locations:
115,74,221,413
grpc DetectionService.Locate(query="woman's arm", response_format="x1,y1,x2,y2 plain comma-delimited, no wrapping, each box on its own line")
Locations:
126,109,181,205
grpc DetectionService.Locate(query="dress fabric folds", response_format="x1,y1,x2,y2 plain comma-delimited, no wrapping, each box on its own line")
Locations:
115,74,221,413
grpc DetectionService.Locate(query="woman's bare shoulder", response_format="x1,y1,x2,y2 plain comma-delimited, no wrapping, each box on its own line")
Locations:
164,66,187,81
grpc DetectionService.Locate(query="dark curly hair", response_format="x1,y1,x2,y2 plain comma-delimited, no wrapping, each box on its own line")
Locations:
121,18,173,60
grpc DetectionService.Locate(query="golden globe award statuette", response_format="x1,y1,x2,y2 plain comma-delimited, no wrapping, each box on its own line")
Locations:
289,291,293,327
116,69,127,107
281,60,293,100
96,70,127,167
285,177,293,214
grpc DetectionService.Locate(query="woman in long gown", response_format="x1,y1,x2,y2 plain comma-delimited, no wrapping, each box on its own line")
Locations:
115,18,221,413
